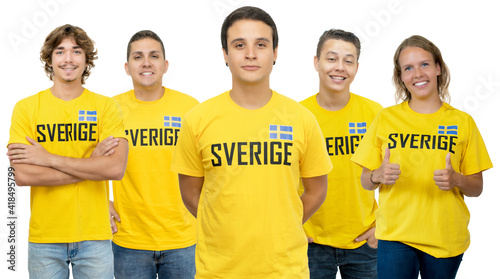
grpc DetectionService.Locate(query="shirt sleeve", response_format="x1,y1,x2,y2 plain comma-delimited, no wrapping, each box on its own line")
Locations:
8,100,33,146
351,112,383,171
299,111,333,178
460,116,493,175
171,115,204,177
100,98,126,140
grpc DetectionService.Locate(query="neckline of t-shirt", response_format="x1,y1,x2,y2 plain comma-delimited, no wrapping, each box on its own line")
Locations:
313,92,354,115
225,90,276,114
402,100,445,117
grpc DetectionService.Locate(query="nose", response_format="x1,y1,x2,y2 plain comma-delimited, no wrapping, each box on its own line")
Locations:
245,46,257,60
334,61,345,72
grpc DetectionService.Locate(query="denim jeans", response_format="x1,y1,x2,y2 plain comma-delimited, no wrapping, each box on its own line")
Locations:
28,240,113,279
308,242,377,279
112,242,195,279
377,240,463,279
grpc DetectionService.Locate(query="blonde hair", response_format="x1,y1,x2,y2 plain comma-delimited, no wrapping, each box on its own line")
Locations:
392,35,450,103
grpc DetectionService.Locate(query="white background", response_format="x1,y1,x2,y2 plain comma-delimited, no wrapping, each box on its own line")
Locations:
1,0,498,278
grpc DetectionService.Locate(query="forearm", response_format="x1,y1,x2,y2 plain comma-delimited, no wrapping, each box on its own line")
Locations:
456,172,483,197
361,167,379,190
178,174,204,218
301,175,328,224
11,163,83,186
49,139,128,181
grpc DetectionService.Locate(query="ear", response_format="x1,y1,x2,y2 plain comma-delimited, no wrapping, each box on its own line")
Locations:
436,62,441,76
273,45,278,62
314,56,319,72
222,47,228,66
124,62,131,76
164,59,169,74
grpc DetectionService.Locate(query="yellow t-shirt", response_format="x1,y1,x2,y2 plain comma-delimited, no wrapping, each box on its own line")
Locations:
171,91,332,279
8,88,126,243
351,101,492,257
300,93,382,249
112,87,198,250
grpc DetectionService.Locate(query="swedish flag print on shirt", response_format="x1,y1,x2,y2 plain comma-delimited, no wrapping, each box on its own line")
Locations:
438,125,458,135
164,116,181,128
78,110,97,122
349,122,366,134
270,124,293,140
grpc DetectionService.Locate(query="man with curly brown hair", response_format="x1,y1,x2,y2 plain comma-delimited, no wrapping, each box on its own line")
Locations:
7,24,128,279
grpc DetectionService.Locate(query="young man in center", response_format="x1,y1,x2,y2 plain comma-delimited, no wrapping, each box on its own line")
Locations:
300,29,382,278
171,6,332,279
109,30,199,279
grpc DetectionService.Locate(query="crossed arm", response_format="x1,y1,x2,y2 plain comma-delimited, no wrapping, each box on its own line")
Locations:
7,136,128,186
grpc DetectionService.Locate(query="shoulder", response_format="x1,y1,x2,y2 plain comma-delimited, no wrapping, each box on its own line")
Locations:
299,94,317,107
112,90,133,103
351,93,383,111
165,88,199,105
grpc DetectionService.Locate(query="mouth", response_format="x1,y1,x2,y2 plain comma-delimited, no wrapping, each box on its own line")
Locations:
330,75,346,81
140,71,154,76
242,65,260,70
60,65,78,71
413,81,428,87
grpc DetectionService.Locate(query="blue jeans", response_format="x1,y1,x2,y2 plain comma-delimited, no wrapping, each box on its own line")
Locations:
308,242,377,279
28,240,113,279
377,240,463,279
112,242,195,279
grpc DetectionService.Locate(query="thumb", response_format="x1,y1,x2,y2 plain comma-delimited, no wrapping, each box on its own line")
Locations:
383,148,391,163
26,136,37,145
445,153,453,170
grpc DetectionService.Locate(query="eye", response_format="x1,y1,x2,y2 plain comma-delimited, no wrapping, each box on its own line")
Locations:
404,66,413,71
235,43,244,48
134,55,142,60
328,58,335,62
422,62,429,67
257,42,266,48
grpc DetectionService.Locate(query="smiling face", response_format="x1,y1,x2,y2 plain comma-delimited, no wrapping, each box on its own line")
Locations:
223,19,277,87
315,39,358,95
125,38,168,90
399,46,441,101
50,37,87,85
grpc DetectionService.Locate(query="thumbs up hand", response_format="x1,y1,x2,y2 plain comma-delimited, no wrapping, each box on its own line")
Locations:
372,148,401,185
433,153,462,191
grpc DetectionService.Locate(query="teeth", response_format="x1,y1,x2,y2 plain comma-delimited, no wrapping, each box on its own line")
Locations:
414,81,428,86
141,72,153,76
330,76,346,80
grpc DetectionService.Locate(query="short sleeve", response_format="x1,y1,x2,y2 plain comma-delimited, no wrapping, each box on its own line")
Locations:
171,115,204,177
299,112,333,178
351,112,383,170
460,116,493,175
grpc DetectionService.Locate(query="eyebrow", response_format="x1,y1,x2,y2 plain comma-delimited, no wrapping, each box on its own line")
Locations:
230,37,271,45
130,50,162,56
325,51,355,58
55,45,82,50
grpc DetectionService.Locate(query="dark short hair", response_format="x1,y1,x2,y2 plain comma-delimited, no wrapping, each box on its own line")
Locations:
40,24,97,84
316,29,361,60
127,30,165,61
221,6,278,54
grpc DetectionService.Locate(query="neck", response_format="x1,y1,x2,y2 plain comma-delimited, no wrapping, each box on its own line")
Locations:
230,80,272,109
408,95,442,114
316,86,350,111
134,85,165,101
51,80,85,101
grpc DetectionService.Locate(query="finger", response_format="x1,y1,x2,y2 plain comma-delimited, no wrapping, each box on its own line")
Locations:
383,148,391,163
445,153,453,170
355,232,368,242
26,136,37,145
110,218,118,234
307,237,314,243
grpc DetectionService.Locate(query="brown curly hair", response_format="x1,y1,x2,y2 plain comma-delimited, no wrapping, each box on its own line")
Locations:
40,24,98,84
